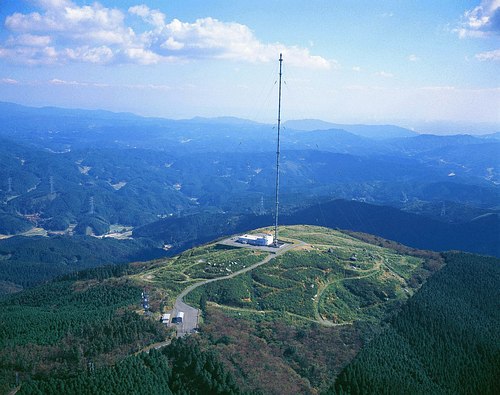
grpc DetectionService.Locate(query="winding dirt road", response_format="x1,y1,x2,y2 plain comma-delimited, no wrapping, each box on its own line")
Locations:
171,241,302,337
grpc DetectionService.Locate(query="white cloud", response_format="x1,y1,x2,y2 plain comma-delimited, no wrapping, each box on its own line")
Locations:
352,66,361,72
1,78,18,84
7,34,52,47
65,45,114,63
49,78,87,86
408,54,419,62
456,0,500,38
47,77,172,91
0,46,59,65
375,71,394,78
0,1,331,69
475,48,500,60
129,5,165,30
155,16,332,69
162,37,184,50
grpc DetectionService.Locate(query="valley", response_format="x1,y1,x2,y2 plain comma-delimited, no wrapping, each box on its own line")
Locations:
0,225,446,394
1,0,499,393
0,103,498,394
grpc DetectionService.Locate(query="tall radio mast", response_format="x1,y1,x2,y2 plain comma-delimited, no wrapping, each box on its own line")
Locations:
274,53,283,247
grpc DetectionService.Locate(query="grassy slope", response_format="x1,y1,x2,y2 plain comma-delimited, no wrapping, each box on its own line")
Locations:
181,226,443,393
186,226,438,326
0,225,444,394
331,252,500,394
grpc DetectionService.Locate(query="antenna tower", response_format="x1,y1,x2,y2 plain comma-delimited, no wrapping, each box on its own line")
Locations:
89,196,95,215
259,195,265,215
7,177,12,193
49,176,55,195
440,201,446,217
274,53,283,247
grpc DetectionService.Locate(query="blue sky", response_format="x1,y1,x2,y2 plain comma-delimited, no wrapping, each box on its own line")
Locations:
0,0,498,129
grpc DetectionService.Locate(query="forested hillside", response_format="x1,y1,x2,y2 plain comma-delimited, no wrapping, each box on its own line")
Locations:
1,102,498,295
0,226,498,394
17,338,240,395
1,102,498,239
0,235,167,293
134,200,500,257
0,263,168,394
331,252,500,394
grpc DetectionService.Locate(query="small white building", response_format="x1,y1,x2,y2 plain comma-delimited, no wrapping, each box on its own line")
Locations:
172,311,184,324
161,313,171,324
237,233,274,246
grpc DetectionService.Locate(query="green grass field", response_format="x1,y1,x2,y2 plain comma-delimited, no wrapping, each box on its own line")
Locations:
184,225,428,326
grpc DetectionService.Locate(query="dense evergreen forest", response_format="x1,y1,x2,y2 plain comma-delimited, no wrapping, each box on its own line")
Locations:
1,241,499,394
134,201,500,258
330,252,500,394
0,235,167,292
0,265,168,394
17,338,240,395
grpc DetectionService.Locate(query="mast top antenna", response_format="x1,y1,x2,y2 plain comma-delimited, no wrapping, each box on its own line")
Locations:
274,53,283,247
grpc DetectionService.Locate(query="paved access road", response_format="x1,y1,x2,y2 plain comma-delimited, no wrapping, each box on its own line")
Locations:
171,240,302,337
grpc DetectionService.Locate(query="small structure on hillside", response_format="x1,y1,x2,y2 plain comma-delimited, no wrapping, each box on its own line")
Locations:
237,233,274,246
161,313,171,324
172,311,184,324
141,290,150,312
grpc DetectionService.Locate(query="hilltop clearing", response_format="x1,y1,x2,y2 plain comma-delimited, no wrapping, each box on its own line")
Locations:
2,226,498,394
331,252,500,394
0,225,443,393
177,226,442,393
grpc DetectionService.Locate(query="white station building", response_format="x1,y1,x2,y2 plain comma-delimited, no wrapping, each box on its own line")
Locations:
237,233,274,246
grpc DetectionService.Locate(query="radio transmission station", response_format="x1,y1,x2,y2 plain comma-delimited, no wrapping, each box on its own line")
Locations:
273,53,283,248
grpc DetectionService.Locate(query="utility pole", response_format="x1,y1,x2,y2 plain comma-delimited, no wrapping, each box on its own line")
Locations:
49,176,55,195
274,53,283,247
89,196,95,215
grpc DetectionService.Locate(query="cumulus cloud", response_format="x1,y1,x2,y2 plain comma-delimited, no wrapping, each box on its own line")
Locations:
475,48,500,60
408,54,419,62
0,1,331,68
456,0,500,38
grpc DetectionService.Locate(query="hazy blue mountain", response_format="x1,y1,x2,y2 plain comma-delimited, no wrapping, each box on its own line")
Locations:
482,132,500,140
284,119,417,139
0,101,498,259
134,199,500,258
388,133,489,153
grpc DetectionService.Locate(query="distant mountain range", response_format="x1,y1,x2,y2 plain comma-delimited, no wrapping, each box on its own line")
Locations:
0,101,497,395
0,101,498,288
284,119,418,139
133,199,500,258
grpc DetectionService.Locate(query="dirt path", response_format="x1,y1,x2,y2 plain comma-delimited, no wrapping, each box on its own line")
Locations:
7,386,20,395
136,339,172,355
171,241,305,337
313,259,383,326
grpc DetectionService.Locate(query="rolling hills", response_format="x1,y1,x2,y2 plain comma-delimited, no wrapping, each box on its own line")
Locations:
0,225,443,394
1,225,498,394
0,101,498,298
134,200,500,257
1,102,498,232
